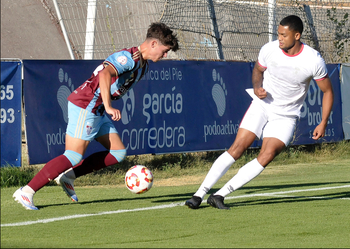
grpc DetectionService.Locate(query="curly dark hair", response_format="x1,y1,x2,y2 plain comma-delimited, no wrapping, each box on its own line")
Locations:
146,22,179,52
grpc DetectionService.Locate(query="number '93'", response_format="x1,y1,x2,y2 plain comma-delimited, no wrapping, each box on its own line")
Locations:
1,85,15,123
1,108,15,123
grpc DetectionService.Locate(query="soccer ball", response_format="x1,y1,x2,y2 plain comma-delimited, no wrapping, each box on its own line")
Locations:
125,165,153,194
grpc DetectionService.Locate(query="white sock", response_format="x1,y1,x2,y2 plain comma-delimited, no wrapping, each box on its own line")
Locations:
64,168,76,180
22,185,35,194
215,158,264,197
194,151,235,199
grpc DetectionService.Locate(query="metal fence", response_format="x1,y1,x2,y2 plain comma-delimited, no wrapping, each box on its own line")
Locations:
50,0,350,63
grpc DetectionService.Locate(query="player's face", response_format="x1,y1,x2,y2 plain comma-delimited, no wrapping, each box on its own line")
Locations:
149,40,171,62
277,25,300,52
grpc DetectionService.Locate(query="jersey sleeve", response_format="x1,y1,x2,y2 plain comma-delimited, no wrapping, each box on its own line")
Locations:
103,51,135,75
313,52,328,81
258,43,271,68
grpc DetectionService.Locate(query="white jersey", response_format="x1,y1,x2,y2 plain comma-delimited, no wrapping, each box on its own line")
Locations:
255,40,328,117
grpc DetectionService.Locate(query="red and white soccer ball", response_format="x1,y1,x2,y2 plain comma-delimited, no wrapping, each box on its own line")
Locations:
125,165,153,194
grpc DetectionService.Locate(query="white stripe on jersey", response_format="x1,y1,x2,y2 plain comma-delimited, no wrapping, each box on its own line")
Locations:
75,108,88,139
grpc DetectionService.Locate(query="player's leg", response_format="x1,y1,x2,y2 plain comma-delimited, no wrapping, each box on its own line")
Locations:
194,128,256,198
209,114,297,209
57,115,127,195
213,137,284,197
256,137,286,166
185,128,256,209
29,135,87,190
185,102,266,209
13,135,88,210
71,132,126,178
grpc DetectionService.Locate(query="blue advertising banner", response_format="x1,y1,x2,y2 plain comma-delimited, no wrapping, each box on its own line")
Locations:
23,60,104,164
23,60,344,165
1,61,22,167
341,64,350,140
112,60,253,154
23,60,253,164
292,64,344,145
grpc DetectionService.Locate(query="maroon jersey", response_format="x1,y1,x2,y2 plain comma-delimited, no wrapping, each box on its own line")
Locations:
68,47,149,115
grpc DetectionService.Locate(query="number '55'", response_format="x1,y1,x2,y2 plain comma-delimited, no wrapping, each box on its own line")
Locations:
0,85,14,100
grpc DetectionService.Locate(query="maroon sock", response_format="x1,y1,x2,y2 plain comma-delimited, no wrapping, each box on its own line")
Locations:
72,151,119,178
28,155,73,192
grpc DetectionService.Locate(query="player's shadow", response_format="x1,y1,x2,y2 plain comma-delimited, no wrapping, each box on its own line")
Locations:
37,181,350,209
36,192,194,209
152,181,350,209
224,190,350,209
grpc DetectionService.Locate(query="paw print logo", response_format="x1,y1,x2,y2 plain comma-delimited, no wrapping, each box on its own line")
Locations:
211,69,227,117
57,68,74,123
121,89,135,125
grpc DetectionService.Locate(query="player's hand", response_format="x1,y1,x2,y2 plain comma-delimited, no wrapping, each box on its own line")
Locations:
254,87,267,99
312,123,326,140
105,107,121,121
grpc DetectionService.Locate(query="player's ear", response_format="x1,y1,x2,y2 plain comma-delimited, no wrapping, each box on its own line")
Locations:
151,39,158,48
295,32,301,41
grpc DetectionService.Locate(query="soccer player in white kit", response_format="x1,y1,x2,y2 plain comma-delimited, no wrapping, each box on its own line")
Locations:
185,15,334,209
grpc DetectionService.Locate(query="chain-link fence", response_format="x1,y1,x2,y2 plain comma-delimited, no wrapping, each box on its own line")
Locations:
51,0,350,63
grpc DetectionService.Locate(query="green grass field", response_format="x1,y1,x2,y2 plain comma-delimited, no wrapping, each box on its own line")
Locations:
1,158,349,248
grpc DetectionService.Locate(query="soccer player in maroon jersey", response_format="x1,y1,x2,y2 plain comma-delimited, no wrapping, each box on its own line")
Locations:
14,22,179,210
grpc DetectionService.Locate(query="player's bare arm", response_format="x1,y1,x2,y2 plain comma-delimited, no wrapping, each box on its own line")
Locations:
252,61,267,99
312,76,334,140
99,65,121,121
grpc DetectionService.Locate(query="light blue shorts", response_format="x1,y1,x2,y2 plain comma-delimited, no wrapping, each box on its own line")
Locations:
66,102,118,141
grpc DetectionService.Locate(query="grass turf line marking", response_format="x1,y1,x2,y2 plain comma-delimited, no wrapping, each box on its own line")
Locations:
1,203,183,227
2,184,349,227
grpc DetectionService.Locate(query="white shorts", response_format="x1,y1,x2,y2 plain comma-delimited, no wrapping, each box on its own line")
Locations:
239,100,297,146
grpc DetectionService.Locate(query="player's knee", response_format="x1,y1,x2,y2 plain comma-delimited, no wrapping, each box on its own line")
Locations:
63,150,83,166
110,149,127,163
228,142,248,160
257,151,276,166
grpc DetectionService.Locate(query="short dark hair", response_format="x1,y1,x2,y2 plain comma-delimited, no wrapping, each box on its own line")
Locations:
280,15,304,35
146,22,179,52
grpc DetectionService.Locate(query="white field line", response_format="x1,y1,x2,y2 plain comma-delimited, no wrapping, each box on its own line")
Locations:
2,184,349,227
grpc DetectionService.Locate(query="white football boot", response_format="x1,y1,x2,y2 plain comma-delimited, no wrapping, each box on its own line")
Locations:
55,173,78,202
13,188,39,210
